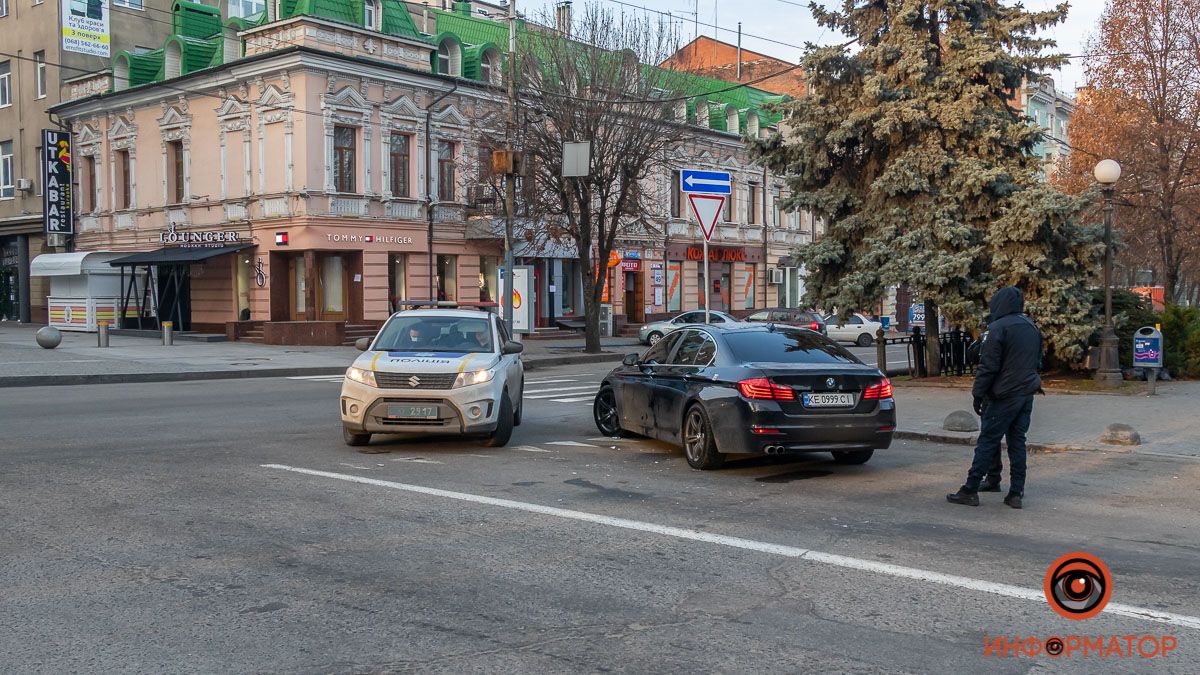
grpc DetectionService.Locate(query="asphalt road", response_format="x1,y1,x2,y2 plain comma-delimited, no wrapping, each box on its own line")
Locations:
3,361,1199,673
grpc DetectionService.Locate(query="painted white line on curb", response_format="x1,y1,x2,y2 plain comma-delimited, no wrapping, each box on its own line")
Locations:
261,463,1200,632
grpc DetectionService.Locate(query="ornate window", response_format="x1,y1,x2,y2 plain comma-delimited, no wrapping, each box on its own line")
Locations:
333,126,357,193
363,0,380,31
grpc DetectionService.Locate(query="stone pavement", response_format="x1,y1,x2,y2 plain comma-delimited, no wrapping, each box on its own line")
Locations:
0,323,639,386
893,381,1200,459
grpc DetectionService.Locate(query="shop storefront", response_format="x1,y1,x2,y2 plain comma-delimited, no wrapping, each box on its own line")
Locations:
665,243,764,316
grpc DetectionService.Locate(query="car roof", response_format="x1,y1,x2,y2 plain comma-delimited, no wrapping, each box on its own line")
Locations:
688,322,814,334
389,309,496,320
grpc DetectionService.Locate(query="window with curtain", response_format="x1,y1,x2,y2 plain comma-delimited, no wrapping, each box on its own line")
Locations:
437,140,456,202
389,134,410,197
333,126,356,193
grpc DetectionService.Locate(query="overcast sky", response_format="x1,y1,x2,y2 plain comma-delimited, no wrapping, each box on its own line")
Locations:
536,1,1106,94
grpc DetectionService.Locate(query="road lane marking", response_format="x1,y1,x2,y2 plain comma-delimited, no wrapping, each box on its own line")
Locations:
261,463,1200,632
523,384,600,395
389,457,444,464
545,441,598,448
550,396,596,403
523,378,579,385
513,446,553,453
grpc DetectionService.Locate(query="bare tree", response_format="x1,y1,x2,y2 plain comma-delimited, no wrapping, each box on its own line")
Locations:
515,3,691,352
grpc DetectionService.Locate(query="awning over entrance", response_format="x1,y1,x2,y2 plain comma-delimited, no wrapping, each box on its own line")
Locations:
107,243,253,267
31,251,124,276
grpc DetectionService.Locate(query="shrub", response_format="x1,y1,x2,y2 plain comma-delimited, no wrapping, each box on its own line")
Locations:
1160,305,1200,377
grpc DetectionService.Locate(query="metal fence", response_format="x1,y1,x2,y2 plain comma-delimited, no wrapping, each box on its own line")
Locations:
877,327,979,378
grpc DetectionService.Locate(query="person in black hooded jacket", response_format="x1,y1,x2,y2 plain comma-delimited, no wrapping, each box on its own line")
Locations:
947,287,1042,509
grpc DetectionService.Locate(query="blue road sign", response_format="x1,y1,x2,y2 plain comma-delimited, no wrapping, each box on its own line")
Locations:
680,169,732,195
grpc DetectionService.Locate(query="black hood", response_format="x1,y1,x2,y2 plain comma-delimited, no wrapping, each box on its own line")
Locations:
989,287,1025,321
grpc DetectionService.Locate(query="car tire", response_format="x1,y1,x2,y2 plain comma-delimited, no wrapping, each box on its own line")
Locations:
647,331,664,346
856,333,874,347
513,386,523,427
682,404,725,470
832,449,874,465
343,427,371,447
593,386,624,437
483,393,515,447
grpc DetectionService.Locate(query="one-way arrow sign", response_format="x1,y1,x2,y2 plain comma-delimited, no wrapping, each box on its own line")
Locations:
680,169,732,195
688,194,725,242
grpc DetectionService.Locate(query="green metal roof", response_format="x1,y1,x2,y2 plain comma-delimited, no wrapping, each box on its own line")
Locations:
427,7,522,48
166,35,221,76
462,41,500,81
172,0,222,39
117,49,165,87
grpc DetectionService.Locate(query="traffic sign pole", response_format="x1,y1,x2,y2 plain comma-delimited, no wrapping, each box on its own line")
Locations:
703,238,710,324
680,168,732,325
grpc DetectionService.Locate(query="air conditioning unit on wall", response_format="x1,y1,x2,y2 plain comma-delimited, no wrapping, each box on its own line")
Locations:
15,178,33,192
768,268,785,284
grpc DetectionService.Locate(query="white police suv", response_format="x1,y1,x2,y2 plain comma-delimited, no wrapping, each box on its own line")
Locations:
339,308,524,448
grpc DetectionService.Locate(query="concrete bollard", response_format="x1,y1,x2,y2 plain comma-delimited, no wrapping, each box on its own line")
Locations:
35,326,62,349
97,321,110,348
875,328,887,373
162,321,174,346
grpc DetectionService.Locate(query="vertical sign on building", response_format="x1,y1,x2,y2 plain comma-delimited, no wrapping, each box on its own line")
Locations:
43,130,74,236
62,0,111,57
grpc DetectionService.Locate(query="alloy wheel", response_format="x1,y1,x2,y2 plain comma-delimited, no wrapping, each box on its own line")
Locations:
684,410,706,463
594,389,620,436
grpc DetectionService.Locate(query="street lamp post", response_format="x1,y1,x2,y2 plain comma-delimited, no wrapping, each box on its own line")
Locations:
1094,159,1123,387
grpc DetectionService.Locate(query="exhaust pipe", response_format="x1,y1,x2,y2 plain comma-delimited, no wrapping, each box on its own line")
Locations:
763,445,786,455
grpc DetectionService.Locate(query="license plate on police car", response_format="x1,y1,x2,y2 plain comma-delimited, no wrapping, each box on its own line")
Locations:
387,404,439,419
802,393,855,408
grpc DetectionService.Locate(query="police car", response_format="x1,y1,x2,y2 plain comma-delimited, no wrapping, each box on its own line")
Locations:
340,307,524,448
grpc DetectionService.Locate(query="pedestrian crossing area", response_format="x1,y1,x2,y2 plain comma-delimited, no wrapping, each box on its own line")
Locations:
286,374,600,406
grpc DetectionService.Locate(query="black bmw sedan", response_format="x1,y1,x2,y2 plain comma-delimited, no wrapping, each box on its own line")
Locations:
593,323,896,470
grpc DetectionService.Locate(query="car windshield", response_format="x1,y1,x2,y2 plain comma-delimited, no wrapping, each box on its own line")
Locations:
373,316,494,353
725,329,861,365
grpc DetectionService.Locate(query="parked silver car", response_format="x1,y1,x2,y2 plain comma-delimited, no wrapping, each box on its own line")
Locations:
638,310,738,345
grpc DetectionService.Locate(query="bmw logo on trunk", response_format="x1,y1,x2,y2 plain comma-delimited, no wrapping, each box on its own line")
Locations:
826,377,836,389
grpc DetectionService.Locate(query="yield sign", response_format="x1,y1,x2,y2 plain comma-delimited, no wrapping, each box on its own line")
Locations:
688,194,725,241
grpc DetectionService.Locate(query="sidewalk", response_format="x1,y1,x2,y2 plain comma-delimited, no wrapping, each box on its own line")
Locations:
0,323,638,387
893,381,1200,459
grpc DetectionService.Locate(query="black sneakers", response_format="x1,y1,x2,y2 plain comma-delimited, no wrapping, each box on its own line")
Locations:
946,487,980,506
979,479,1002,493
1004,493,1023,509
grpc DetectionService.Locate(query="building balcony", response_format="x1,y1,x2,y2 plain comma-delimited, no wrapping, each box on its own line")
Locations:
433,204,465,223
167,206,188,225
114,212,135,230
385,200,422,221
261,197,290,218
329,195,369,217
224,202,249,221
667,220,693,238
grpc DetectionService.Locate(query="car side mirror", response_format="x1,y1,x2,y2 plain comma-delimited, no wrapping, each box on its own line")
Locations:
355,337,372,352
622,353,639,366
501,341,525,355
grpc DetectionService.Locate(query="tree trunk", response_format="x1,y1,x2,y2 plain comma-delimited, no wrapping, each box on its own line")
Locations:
581,261,602,354
924,299,941,377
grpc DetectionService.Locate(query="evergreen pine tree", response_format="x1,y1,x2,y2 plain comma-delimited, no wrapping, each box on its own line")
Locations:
755,1,1102,370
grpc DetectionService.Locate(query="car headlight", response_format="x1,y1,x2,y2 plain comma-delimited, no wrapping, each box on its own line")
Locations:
454,368,495,388
345,367,377,387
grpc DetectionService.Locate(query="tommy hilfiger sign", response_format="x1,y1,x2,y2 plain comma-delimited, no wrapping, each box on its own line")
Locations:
159,222,241,247
325,233,415,245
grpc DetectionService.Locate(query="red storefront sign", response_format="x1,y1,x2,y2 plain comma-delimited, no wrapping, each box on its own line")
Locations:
620,259,641,272
683,245,747,263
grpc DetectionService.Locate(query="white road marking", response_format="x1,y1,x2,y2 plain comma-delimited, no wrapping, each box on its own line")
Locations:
288,376,345,383
338,463,374,470
587,437,634,443
388,457,444,464
549,396,596,403
523,378,579,385
513,446,553,453
546,441,597,448
523,384,600,396
464,454,496,459
262,463,1200,632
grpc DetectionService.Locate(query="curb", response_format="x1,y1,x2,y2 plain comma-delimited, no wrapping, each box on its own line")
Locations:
0,352,626,388
893,430,1128,455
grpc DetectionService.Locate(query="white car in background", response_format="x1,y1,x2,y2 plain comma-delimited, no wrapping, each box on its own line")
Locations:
824,313,884,347
638,310,738,345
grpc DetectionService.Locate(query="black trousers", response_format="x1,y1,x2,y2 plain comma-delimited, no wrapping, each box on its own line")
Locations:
964,395,1034,495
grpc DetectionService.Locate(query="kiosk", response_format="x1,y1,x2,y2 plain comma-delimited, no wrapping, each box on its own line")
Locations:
30,252,125,332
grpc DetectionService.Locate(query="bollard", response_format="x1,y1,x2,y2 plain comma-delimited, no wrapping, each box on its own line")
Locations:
1147,367,1158,396
162,321,174,346
876,328,887,373
97,321,110,348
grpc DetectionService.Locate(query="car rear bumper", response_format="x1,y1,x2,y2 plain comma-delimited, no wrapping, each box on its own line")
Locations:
710,398,896,455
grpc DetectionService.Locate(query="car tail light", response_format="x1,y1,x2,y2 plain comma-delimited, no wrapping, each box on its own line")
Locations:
751,426,782,435
863,378,893,400
738,378,795,401
809,322,820,331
